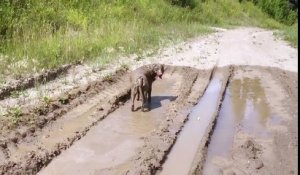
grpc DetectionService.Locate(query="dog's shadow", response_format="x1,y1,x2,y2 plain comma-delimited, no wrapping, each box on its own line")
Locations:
149,95,177,110
133,96,177,112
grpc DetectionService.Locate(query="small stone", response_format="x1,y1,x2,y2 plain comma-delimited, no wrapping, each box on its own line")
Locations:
21,132,27,138
0,140,7,148
254,159,264,169
29,127,35,133
224,170,236,175
11,137,18,143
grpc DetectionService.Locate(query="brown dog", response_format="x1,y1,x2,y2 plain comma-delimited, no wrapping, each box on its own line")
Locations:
130,64,165,111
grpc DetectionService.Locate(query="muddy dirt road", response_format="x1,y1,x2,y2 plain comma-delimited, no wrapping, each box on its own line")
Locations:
0,27,297,175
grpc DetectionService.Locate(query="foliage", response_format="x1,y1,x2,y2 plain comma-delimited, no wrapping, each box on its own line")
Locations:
7,107,23,124
241,0,298,25
166,0,198,8
276,21,298,47
0,0,297,80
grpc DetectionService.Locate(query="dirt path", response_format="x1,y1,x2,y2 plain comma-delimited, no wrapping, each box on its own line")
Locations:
0,27,297,175
191,66,298,175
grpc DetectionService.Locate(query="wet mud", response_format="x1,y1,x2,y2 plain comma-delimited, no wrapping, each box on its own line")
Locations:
0,65,297,175
159,76,223,175
190,66,297,175
202,77,273,174
38,74,178,175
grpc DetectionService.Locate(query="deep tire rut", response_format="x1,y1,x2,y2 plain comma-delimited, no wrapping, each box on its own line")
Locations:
188,66,234,175
126,66,221,175
0,69,131,175
0,68,129,153
0,64,73,100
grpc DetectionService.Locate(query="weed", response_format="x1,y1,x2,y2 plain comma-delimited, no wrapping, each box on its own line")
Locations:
62,77,68,85
10,90,22,98
134,55,143,61
103,74,114,82
42,96,52,106
276,22,298,47
10,89,28,99
59,95,69,104
7,107,23,124
120,64,129,70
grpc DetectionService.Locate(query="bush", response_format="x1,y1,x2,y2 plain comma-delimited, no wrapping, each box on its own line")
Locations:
243,0,298,25
0,0,296,80
166,0,197,8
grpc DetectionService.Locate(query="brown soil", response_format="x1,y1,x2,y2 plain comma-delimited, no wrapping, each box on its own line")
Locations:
0,27,297,175
0,65,297,175
190,66,298,175
0,64,73,100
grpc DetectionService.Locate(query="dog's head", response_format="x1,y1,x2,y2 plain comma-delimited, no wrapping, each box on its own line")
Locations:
152,64,165,79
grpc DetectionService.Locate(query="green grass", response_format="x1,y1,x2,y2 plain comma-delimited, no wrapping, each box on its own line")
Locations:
277,22,298,47
0,0,297,80
7,107,23,125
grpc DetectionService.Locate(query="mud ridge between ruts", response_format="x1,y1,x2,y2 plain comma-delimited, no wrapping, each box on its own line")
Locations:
0,65,179,175
125,66,233,175
0,90,131,174
0,84,131,175
0,67,128,144
188,66,234,175
0,64,78,100
0,67,130,174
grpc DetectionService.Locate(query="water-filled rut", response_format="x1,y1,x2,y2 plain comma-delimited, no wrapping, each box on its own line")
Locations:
38,73,179,175
159,78,222,175
202,77,279,175
158,68,231,175
1,66,296,175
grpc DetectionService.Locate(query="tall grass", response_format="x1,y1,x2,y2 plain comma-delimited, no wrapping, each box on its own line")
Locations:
0,0,297,81
276,21,298,47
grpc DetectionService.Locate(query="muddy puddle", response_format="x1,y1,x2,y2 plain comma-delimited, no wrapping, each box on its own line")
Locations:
159,76,223,175
202,77,278,175
37,74,178,175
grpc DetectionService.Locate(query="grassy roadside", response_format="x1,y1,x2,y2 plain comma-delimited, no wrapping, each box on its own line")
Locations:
276,22,298,47
0,0,297,82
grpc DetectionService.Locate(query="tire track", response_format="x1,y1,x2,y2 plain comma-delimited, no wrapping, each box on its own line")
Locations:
0,64,73,100
126,66,216,175
189,66,234,175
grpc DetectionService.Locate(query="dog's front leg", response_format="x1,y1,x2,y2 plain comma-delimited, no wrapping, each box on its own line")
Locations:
148,86,152,103
131,87,136,111
137,89,140,101
140,86,146,111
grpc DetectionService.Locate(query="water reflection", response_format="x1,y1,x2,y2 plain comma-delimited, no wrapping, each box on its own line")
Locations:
203,77,272,175
230,77,270,126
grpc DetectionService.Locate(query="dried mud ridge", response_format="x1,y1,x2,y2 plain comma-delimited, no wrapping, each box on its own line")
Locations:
0,65,209,174
0,64,74,100
0,91,130,175
0,64,297,175
0,67,129,145
0,66,131,174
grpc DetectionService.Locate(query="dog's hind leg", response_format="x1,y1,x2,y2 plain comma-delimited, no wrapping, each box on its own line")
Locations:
131,87,137,111
137,78,146,111
137,88,140,101
147,86,152,103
